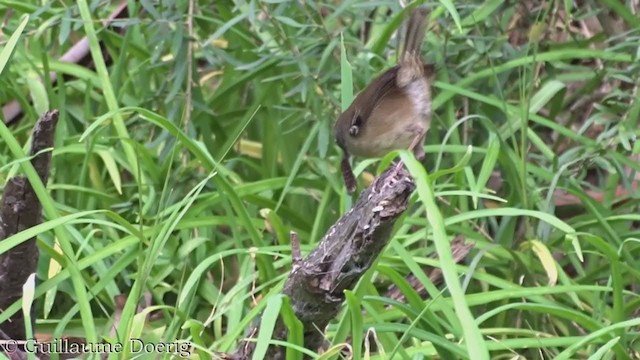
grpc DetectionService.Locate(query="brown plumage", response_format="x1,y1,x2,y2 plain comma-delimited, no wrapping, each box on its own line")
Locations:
334,7,433,193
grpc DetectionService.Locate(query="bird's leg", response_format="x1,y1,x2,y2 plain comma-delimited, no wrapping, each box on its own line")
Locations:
390,129,426,178
410,130,426,161
341,154,357,194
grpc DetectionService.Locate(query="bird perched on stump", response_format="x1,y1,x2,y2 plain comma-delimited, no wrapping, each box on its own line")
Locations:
334,7,434,193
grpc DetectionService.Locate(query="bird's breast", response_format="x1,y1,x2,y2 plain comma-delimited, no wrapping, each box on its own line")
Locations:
344,92,428,158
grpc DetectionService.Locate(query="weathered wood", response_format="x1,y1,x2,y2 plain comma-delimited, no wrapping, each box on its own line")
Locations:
0,110,59,342
234,165,415,359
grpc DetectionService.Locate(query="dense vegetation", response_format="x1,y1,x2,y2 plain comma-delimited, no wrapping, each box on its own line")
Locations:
1,0,639,359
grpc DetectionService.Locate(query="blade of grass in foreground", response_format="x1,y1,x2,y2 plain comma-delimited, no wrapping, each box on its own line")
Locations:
340,33,352,110
554,318,640,360
252,294,283,360
0,14,29,77
400,151,490,359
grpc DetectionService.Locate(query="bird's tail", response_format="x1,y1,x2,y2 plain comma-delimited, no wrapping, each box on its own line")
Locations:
401,7,429,61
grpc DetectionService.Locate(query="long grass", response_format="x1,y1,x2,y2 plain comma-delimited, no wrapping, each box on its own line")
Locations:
1,1,639,359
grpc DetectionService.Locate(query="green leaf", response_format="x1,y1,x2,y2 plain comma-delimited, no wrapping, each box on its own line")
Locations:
400,151,490,360
587,337,620,360
460,0,504,28
340,33,353,111
26,70,49,116
96,149,123,194
437,0,463,32
473,133,499,208
0,14,29,77
430,145,473,181
253,295,284,360
345,291,363,360
529,80,566,113
280,297,304,360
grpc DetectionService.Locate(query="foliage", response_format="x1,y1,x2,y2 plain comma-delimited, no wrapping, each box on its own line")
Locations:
0,0,639,359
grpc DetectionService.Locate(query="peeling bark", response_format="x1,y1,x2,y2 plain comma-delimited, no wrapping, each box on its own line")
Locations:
0,110,59,343
233,166,416,359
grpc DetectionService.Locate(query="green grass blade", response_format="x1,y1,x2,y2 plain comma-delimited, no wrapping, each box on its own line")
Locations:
400,151,490,359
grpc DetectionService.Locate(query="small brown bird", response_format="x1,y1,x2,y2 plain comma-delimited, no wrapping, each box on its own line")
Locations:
334,7,433,193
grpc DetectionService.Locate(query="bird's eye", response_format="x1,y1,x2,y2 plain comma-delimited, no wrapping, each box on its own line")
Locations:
349,114,362,137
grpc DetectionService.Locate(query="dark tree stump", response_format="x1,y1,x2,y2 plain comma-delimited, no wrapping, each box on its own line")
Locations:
0,110,59,343
233,165,416,359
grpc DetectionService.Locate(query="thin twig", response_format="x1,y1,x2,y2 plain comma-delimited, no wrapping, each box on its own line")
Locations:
290,231,302,266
